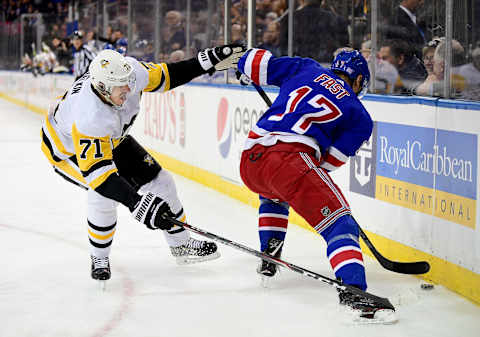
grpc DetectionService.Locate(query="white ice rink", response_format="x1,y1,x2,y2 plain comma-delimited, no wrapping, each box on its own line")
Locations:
1,98,479,337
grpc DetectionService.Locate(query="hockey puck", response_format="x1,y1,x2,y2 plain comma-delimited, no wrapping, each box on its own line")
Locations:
421,283,434,290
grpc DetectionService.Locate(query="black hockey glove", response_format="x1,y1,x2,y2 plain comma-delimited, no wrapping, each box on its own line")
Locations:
197,44,246,74
235,70,252,86
131,192,174,230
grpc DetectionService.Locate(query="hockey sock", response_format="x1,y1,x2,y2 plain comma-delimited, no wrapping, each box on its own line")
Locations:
258,196,289,251
88,219,116,258
162,209,190,247
320,215,367,290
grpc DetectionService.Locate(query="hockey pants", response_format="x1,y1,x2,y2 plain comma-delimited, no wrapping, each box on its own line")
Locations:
240,142,367,290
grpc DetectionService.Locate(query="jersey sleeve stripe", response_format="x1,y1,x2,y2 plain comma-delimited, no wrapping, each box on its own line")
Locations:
44,117,74,157
81,159,114,177
328,146,348,162
251,49,266,84
320,146,348,171
324,152,345,167
243,49,272,85
160,63,170,91
151,71,166,92
88,167,118,190
41,129,63,163
319,161,337,171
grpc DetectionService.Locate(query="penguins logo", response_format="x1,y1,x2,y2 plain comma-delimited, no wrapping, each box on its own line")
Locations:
100,59,110,68
144,154,155,166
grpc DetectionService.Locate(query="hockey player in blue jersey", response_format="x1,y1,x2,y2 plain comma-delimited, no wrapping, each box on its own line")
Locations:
235,49,395,322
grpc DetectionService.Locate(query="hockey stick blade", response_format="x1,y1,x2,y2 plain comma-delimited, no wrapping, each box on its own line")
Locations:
164,217,395,311
359,227,430,275
251,82,430,276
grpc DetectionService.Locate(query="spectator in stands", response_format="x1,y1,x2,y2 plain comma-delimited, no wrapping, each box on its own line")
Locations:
278,0,339,63
112,28,128,55
379,39,427,94
168,49,185,63
457,46,480,87
232,0,248,26
44,23,62,43
415,39,466,97
360,40,399,94
457,47,480,100
231,23,246,45
190,15,208,51
321,0,349,48
271,0,286,17
257,22,281,57
264,11,278,27
422,38,441,77
162,10,186,53
102,27,128,55
85,30,101,52
384,0,426,59
51,35,71,70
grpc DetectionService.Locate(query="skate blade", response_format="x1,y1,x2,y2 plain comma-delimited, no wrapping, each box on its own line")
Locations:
98,280,107,291
348,308,397,325
175,251,221,265
260,275,274,288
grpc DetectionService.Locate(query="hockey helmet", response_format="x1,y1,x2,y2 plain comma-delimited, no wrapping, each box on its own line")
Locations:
89,49,136,106
331,50,370,98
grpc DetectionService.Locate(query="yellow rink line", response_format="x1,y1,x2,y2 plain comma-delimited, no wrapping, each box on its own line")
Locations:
0,91,48,116
2,91,479,306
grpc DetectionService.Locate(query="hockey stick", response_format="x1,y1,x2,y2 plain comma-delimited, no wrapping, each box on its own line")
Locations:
249,80,430,275
358,227,430,274
165,216,394,310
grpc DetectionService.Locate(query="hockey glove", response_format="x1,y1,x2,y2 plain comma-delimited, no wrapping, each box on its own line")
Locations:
197,44,246,74
235,70,251,86
131,192,174,230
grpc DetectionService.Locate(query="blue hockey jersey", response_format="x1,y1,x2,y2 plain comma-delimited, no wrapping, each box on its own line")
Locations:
237,49,373,171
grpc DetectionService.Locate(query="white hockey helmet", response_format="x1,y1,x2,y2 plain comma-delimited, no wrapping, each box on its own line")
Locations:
89,49,136,106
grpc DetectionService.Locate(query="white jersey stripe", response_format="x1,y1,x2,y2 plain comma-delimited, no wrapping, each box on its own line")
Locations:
328,146,348,163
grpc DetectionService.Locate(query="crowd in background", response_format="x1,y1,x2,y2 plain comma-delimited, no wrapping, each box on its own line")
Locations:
1,0,479,101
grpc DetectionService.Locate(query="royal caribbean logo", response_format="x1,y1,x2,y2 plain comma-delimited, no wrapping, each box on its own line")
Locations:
350,121,477,228
350,122,377,198
217,97,232,158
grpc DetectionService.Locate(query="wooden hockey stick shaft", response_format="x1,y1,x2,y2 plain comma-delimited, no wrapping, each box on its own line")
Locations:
250,81,430,275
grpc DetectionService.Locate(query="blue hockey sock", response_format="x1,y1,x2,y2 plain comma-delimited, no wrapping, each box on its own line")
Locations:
320,215,367,290
258,196,289,251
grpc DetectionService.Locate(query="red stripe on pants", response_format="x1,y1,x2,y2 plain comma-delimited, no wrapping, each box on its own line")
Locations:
240,142,350,232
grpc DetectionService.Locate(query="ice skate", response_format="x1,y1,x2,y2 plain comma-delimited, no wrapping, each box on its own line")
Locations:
257,238,283,287
91,255,111,291
170,237,220,265
338,287,397,324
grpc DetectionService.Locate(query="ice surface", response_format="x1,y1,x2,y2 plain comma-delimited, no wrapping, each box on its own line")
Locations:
1,99,479,337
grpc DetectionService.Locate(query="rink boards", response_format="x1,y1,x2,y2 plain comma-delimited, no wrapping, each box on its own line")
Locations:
1,71,479,305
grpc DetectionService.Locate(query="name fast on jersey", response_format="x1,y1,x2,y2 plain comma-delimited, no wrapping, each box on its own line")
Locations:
314,73,350,100
237,48,373,173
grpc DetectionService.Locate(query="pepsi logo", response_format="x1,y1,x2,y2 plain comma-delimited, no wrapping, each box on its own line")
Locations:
217,97,232,158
